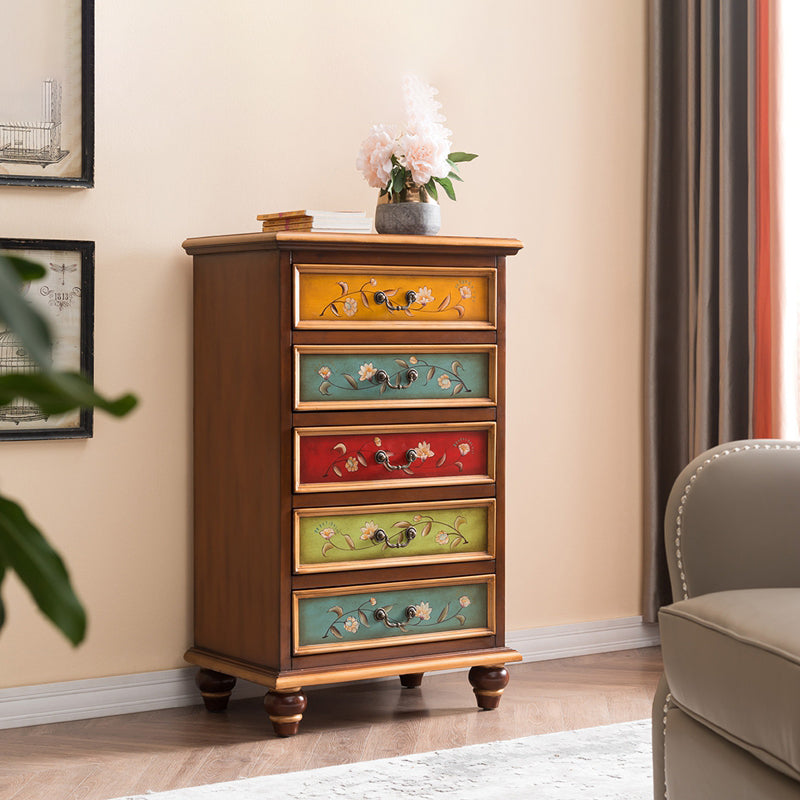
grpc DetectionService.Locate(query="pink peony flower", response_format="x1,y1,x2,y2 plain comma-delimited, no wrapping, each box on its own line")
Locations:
400,124,451,187
356,123,398,189
402,75,446,127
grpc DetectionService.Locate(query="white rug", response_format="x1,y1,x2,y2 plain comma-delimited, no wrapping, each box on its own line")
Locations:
112,719,652,800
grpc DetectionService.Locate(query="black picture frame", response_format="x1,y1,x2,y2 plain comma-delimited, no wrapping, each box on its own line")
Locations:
0,0,94,188
0,238,94,440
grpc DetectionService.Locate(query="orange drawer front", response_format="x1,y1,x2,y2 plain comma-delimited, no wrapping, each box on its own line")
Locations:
294,264,496,329
294,423,496,493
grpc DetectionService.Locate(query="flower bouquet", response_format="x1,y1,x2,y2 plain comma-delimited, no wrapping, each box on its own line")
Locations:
356,76,477,234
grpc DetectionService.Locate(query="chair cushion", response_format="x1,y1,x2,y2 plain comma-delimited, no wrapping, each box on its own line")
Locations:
660,588,800,782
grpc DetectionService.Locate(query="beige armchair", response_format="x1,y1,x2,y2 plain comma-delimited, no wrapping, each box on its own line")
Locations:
653,440,800,799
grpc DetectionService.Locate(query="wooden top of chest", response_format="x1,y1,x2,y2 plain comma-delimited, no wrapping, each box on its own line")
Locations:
182,231,523,257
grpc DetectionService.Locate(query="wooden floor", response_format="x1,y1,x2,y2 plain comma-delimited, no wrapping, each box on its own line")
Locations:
0,647,661,800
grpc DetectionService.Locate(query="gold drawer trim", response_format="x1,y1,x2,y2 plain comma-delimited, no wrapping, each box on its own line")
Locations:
292,575,496,656
293,264,497,330
293,497,497,573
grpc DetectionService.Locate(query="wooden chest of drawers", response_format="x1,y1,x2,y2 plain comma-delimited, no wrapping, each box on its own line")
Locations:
182,231,523,736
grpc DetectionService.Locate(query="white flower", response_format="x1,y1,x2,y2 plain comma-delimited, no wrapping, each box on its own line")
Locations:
343,297,358,316
416,286,434,305
458,442,471,456
344,616,359,633
414,601,432,621
318,366,331,379
415,441,434,462
402,75,446,127
358,362,377,381
356,123,399,189
438,374,451,390
360,520,379,540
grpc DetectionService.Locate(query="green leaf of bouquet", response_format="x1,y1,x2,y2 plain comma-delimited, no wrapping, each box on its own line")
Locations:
392,169,405,196
0,495,86,644
0,257,53,369
0,371,138,417
435,176,457,201
425,179,438,201
448,170,464,182
448,152,478,163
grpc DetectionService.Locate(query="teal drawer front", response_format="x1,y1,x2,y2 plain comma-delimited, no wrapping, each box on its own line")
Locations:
293,576,495,655
294,345,495,410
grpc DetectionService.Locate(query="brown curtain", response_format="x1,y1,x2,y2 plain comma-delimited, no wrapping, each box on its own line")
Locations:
643,0,756,620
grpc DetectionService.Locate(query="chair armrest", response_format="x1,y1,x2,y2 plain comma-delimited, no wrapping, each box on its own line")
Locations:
664,440,800,601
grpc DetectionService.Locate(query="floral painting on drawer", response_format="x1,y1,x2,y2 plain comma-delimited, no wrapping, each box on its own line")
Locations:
295,424,494,492
295,499,494,572
293,577,494,655
294,265,496,329
295,345,495,410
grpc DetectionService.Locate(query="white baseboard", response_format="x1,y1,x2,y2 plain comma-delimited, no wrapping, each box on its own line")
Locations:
0,617,659,730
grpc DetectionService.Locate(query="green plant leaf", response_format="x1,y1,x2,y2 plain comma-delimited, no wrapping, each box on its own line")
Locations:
0,256,53,369
448,170,464,183
392,168,405,197
0,556,6,629
0,371,137,417
448,152,478,163
425,179,439,201
0,495,86,645
434,176,457,201
2,255,46,283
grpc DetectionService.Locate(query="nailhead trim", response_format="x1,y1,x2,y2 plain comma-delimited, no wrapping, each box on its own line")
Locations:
673,443,800,600
662,691,672,799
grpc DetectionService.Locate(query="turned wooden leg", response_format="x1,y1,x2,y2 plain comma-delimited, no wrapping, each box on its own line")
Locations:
468,665,509,710
399,672,424,688
264,687,307,737
196,668,236,713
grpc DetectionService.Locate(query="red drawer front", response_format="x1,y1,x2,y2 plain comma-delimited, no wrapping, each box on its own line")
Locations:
295,424,494,492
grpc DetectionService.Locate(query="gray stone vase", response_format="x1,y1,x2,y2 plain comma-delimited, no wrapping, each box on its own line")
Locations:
375,200,441,235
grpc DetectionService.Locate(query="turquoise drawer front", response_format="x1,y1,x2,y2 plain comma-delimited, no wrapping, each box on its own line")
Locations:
293,576,495,655
294,345,496,410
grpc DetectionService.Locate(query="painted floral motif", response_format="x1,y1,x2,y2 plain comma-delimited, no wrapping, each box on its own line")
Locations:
316,510,470,559
318,277,474,319
317,356,472,398
342,297,359,316
416,286,434,305
360,520,379,540
343,616,359,633
321,436,474,480
323,593,472,640
414,601,432,620
358,362,377,382
414,441,434,462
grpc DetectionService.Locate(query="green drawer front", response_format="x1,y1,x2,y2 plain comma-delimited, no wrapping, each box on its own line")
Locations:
293,576,494,655
295,499,494,573
295,345,495,410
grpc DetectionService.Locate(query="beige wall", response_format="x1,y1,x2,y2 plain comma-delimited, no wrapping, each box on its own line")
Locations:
0,0,646,687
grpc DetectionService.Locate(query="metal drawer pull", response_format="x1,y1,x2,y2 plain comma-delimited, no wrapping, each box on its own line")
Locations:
374,605,418,627
374,289,417,311
374,448,418,471
373,526,417,548
374,367,418,389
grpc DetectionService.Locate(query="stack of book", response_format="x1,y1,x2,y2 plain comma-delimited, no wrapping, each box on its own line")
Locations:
257,210,372,233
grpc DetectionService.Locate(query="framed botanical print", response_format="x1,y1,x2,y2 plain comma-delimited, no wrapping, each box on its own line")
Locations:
0,239,94,440
0,0,94,187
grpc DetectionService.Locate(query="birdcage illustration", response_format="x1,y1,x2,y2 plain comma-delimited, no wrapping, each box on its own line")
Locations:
0,79,69,167
0,329,48,424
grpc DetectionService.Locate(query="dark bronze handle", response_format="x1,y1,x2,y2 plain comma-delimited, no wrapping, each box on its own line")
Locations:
374,367,418,389
374,448,418,471
374,289,417,311
373,526,417,548
374,605,418,626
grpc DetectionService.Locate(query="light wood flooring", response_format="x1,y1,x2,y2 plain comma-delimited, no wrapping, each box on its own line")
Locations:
0,647,662,800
